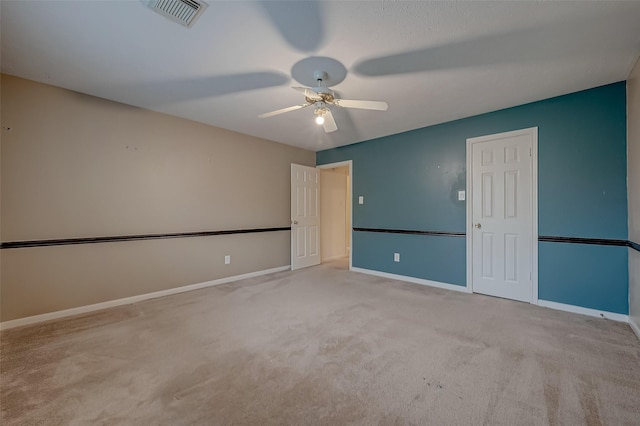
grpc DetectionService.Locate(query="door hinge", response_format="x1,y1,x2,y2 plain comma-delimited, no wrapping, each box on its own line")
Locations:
529,148,532,157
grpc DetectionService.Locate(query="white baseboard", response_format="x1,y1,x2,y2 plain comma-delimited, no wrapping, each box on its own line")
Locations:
537,300,629,323
349,269,631,325
0,265,290,331
630,317,640,341
351,267,471,294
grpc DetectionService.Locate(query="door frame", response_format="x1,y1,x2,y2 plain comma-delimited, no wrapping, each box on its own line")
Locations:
465,127,539,304
317,160,353,271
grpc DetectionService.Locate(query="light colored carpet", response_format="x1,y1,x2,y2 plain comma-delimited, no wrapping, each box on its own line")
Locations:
2,259,640,425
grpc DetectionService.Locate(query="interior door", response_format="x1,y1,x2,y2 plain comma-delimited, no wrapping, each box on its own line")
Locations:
291,164,320,270
468,129,536,302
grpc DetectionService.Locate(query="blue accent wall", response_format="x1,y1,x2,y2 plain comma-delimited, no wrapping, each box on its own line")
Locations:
539,243,628,313
354,232,467,286
318,82,628,314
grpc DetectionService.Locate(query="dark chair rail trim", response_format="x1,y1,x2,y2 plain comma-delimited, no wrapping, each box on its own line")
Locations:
353,228,639,251
352,227,465,237
3,227,637,252
538,235,628,247
0,227,291,249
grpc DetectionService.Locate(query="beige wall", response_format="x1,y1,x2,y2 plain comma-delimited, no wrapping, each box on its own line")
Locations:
628,57,640,336
0,74,315,322
320,168,348,261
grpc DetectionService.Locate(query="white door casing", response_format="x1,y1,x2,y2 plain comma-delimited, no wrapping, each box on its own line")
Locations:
291,164,321,270
466,128,538,303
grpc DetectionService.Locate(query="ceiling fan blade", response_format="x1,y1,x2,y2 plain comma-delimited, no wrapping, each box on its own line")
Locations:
322,109,338,133
334,99,388,111
292,87,322,100
258,104,309,118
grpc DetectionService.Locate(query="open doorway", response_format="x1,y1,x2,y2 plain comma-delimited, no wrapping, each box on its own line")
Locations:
318,161,352,269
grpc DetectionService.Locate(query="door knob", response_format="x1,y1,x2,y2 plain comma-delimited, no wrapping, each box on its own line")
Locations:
474,223,482,228
292,220,298,225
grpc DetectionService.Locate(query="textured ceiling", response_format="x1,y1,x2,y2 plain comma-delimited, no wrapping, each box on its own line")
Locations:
2,1,640,151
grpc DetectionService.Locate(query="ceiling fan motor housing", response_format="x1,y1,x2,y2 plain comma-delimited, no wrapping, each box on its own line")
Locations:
306,91,334,104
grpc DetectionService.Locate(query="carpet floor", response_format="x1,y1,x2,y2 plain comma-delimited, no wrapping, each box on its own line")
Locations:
1,259,640,425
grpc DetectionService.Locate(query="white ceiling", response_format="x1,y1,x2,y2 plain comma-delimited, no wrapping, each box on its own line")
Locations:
2,1,640,152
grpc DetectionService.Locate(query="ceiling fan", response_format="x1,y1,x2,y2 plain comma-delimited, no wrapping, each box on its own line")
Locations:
258,71,388,133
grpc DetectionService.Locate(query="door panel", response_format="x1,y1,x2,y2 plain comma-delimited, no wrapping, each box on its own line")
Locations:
470,130,534,302
291,164,320,270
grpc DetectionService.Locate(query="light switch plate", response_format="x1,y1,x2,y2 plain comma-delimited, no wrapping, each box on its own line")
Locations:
358,196,364,205
394,253,400,262
458,190,466,201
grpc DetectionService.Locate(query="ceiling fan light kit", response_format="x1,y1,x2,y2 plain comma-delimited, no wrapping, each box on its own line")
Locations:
259,69,388,133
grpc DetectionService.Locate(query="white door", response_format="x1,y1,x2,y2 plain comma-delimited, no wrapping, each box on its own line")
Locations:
467,128,537,303
291,164,321,270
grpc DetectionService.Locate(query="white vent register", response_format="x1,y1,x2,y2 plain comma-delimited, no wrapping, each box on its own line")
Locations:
146,0,208,28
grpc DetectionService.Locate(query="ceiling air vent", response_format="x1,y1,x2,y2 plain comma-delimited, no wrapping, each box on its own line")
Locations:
146,0,208,28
